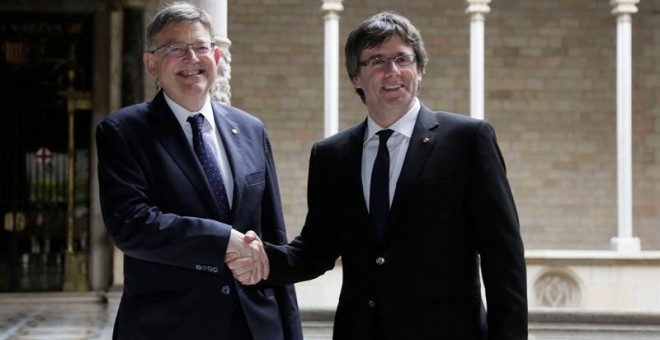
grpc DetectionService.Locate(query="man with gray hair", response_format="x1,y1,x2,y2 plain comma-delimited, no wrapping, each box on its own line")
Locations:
97,2,302,339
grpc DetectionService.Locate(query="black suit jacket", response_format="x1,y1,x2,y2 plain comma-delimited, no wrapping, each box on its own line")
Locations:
266,104,527,339
97,91,302,340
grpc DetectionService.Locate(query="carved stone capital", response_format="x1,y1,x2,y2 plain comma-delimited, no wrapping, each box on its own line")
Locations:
321,0,344,14
466,0,491,15
610,0,640,16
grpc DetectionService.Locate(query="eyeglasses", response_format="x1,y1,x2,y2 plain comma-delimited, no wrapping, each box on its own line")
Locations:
149,42,216,58
358,54,417,70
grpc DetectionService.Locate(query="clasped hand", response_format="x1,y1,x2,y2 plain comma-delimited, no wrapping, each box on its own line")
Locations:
225,229,268,285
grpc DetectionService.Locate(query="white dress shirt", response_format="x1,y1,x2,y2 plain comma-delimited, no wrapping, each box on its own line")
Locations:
361,98,420,211
164,93,234,208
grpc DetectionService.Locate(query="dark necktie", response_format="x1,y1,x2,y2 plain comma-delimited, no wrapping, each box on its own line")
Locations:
187,114,231,222
369,129,394,245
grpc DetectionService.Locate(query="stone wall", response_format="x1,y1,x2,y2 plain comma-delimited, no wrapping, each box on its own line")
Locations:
222,0,660,250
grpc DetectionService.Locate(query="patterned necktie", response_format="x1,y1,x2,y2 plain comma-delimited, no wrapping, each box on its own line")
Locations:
187,114,231,222
369,129,394,245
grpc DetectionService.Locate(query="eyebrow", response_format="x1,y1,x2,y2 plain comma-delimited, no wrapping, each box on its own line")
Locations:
364,52,409,60
160,39,211,45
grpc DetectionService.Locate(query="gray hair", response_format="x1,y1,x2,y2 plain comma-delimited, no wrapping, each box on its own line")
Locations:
145,2,215,50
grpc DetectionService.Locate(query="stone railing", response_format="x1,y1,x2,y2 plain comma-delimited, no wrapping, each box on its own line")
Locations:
526,250,660,311
298,307,660,339
529,308,660,339
294,250,660,338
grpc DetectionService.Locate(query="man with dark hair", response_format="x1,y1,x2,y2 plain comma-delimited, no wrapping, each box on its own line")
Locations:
97,2,302,339
230,11,528,340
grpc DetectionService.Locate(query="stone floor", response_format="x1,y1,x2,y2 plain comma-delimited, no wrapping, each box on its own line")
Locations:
4,298,660,340
0,271,341,340
3,265,660,340
0,302,116,340
0,301,334,340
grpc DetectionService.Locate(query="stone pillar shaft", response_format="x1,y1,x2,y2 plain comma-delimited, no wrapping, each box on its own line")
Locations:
610,0,640,252
466,0,491,120
322,0,343,137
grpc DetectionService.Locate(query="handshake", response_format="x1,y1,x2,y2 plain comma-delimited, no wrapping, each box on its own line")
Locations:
224,229,269,285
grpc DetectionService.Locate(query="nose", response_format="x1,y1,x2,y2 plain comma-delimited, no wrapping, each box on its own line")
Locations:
383,59,401,75
182,45,200,60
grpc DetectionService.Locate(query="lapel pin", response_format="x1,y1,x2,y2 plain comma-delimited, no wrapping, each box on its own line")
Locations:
422,137,430,144
231,128,238,135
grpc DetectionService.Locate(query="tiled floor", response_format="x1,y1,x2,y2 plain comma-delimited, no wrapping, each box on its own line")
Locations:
0,292,335,340
4,295,660,340
0,301,334,340
0,303,116,340
0,271,340,340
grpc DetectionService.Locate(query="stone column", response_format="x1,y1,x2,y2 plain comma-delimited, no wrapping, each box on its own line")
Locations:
466,0,491,120
322,0,343,137
199,0,231,104
100,8,125,292
610,0,641,252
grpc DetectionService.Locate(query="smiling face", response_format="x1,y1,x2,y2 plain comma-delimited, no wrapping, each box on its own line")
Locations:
143,21,220,112
351,35,423,127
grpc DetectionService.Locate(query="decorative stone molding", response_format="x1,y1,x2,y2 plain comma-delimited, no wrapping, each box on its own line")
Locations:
534,268,582,308
197,0,231,104
212,37,232,105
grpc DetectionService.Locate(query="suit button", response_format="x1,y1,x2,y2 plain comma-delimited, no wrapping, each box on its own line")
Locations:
221,285,231,295
375,257,385,265
368,300,376,308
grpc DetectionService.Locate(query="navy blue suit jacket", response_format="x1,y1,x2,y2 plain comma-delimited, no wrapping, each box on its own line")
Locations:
266,104,527,339
97,91,302,340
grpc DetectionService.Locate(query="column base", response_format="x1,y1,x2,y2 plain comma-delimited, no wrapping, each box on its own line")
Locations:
610,237,641,252
105,284,123,307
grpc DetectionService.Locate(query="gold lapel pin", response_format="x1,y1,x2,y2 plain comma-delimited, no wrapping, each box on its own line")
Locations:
422,137,430,144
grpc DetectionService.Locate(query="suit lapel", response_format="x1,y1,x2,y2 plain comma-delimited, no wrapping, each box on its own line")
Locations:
212,103,245,225
341,121,380,248
344,121,370,221
387,105,439,243
151,92,225,219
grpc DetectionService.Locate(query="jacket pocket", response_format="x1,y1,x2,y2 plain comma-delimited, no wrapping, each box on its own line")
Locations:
246,169,265,186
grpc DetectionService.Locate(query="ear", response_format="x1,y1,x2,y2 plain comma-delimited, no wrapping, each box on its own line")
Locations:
350,74,362,90
213,46,221,65
143,52,157,77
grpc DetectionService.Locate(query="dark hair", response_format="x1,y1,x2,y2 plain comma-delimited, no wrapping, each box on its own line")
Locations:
345,12,428,102
145,2,215,50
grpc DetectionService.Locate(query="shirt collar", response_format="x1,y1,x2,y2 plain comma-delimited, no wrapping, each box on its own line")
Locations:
164,92,216,131
364,97,420,144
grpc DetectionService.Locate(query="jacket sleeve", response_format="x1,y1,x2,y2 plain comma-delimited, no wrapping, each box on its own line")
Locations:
259,130,304,340
96,116,232,274
265,142,342,285
468,120,528,339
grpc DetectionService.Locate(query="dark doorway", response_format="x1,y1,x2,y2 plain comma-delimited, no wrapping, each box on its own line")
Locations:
0,13,93,291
